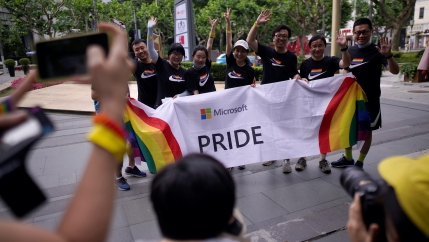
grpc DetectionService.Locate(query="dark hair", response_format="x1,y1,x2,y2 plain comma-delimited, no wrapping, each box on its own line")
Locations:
192,45,208,58
309,35,327,47
131,39,147,47
353,18,373,30
272,24,292,38
168,43,185,57
150,154,235,240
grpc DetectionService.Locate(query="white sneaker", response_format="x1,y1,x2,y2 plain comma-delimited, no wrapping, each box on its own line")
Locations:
282,159,291,173
262,160,276,166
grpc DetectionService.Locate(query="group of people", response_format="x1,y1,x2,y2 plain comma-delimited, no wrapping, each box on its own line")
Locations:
0,8,428,242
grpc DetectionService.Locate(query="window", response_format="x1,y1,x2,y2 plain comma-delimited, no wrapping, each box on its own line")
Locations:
419,7,424,19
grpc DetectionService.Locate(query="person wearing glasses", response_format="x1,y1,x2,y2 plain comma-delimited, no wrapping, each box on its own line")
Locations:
147,17,187,108
299,33,351,173
331,18,399,169
246,9,303,173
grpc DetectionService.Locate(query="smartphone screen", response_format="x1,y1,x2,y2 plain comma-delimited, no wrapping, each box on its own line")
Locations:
36,33,109,81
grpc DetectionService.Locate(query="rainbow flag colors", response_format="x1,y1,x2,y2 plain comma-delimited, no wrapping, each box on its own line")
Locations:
319,77,371,153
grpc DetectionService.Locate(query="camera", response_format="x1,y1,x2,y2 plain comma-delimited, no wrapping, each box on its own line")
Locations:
340,167,389,242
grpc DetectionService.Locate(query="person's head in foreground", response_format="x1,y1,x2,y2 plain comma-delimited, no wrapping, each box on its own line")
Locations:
347,154,429,242
150,153,247,241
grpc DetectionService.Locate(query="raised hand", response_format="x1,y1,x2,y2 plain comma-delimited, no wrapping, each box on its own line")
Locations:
148,17,157,28
209,17,218,27
223,8,231,23
255,9,271,25
336,31,347,48
376,36,391,57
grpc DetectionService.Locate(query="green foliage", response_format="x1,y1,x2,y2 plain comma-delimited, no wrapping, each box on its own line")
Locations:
4,59,16,67
391,51,401,58
136,0,175,43
400,52,420,58
211,63,227,81
297,56,307,69
19,58,30,66
0,24,27,57
399,62,418,80
253,66,263,81
181,62,193,69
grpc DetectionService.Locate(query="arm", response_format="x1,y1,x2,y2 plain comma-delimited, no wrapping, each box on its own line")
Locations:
246,9,271,53
207,17,217,61
376,36,399,74
147,17,159,65
336,31,351,68
224,8,233,57
0,23,135,242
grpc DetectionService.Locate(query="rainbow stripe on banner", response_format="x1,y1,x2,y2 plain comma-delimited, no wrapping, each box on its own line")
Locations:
124,99,182,173
319,77,371,153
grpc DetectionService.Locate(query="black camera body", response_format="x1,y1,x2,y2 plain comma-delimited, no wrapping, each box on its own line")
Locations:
340,167,389,242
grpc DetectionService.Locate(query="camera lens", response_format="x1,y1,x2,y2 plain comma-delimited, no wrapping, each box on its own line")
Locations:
340,167,376,197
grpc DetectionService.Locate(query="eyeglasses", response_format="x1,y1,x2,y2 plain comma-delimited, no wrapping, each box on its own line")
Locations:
353,30,371,36
275,34,288,39
311,44,325,49
170,52,183,57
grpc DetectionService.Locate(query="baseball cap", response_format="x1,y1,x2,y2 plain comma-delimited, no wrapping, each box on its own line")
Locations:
378,154,429,237
233,40,249,50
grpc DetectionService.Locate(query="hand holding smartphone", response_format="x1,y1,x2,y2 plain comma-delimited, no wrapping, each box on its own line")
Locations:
35,32,111,83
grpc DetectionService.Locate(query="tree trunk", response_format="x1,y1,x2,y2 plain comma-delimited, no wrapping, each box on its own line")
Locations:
391,25,401,51
299,31,305,57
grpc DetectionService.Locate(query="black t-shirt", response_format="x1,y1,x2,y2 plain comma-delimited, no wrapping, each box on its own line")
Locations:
225,53,255,89
347,44,388,100
300,56,341,81
154,56,187,107
185,59,216,94
256,42,299,84
133,59,157,108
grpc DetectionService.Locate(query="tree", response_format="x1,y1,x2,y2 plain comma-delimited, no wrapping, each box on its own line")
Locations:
0,24,27,57
0,0,69,39
371,0,416,50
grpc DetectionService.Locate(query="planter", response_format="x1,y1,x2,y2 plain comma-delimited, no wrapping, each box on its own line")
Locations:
22,65,30,75
7,66,15,77
404,70,427,83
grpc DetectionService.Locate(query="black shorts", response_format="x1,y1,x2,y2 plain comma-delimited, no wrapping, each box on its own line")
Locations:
367,98,381,131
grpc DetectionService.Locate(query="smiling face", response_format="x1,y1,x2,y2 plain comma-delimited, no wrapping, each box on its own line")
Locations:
233,46,248,63
273,29,289,48
310,39,326,60
192,50,207,67
353,24,372,45
169,51,183,66
133,42,149,62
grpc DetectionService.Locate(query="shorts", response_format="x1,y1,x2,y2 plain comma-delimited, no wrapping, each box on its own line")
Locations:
367,98,381,131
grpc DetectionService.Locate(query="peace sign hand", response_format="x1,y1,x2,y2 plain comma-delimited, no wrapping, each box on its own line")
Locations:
209,17,218,27
223,8,231,23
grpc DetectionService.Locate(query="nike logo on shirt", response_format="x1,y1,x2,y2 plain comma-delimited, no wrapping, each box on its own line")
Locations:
349,62,368,69
169,75,184,82
270,58,284,67
308,71,327,80
199,74,209,86
141,70,156,79
228,71,244,79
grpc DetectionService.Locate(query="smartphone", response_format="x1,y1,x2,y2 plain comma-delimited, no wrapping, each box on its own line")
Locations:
0,107,54,217
35,32,110,82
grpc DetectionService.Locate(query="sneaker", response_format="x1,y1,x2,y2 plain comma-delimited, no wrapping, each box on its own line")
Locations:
354,161,364,169
295,157,307,171
282,159,292,173
116,177,130,191
125,166,147,177
227,167,233,171
331,155,355,168
237,165,246,170
262,160,275,166
319,159,331,173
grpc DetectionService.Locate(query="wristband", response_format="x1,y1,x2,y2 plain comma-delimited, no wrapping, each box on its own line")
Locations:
93,114,127,139
253,22,260,28
88,124,127,162
147,35,153,40
209,33,215,38
385,54,393,59
340,45,348,51
0,97,12,114
226,30,232,34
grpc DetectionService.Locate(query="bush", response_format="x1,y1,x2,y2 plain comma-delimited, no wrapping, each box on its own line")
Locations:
297,56,307,69
4,59,15,67
400,52,419,58
253,66,263,81
392,51,402,58
19,58,30,66
399,62,418,80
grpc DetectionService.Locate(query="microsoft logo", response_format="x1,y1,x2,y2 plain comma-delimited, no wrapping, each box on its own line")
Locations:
200,108,212,120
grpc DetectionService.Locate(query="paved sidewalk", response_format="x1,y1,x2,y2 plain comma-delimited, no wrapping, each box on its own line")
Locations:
0,71,429,241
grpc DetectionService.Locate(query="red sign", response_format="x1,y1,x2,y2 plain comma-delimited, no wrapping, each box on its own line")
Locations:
179,35,185,45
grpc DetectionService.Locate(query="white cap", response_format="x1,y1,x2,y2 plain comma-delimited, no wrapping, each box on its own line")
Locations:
233,40,249,50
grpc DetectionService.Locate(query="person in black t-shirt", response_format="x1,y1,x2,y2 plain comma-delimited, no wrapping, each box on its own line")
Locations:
131,39,158,109
224,8,255,90
147,17,187,108
331,18,399,170
247,9,303,173
185,18,217,95
299,34,351,173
